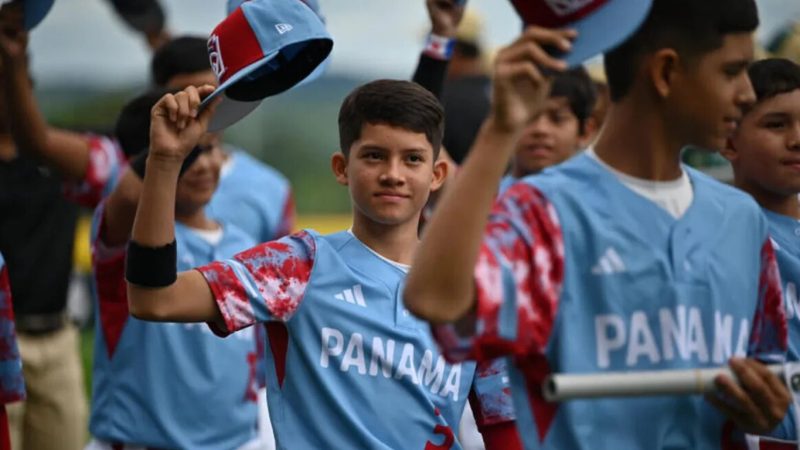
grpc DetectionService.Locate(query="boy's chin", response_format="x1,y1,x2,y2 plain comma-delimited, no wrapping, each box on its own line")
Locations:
362,210,418,227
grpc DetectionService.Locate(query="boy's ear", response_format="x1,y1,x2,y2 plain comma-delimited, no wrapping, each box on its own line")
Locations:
649,48,680,99
331,152,349,186
430,156,450,193
719,138,739,163
578,117,598,148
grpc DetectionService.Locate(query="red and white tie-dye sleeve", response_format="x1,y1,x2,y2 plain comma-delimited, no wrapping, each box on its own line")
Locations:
748,239,788,363
62,134,125,208
434,183,565,363
0,257,25,404
470,358,516,428
198,231,316,336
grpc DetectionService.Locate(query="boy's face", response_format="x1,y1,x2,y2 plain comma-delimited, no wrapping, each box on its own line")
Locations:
724,89,800,196
511,97,589,177
333,123,446,227
176,132,224,213
666,33,756,152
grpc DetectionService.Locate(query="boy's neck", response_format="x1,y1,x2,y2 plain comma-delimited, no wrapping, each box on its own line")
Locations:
593,101,685,181
737,179,800,220
176,207,218,231
350,213,420,266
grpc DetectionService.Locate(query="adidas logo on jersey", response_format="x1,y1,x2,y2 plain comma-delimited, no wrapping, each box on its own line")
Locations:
591,247,626,275
275,23,293,34
335,285,367,307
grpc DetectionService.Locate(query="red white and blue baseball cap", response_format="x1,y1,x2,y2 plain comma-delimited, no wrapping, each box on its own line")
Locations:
0,0,54,30
226,0,332,88
203,0,333,131
509,0,653,67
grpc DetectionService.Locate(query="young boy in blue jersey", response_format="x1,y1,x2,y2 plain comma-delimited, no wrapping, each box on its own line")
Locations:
721,58,800,448
123,80,519,448
87,90,262,450
404,0,793,449
499,67,597,193
150,36,296,243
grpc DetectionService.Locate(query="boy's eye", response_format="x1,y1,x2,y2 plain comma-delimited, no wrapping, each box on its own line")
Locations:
548,111,571,125
406,154,424,163
764,120,786,130
723,63,748,78
364,151,382,160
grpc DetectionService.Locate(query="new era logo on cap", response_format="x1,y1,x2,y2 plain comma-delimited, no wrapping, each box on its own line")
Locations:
508,0,653,67
275,23,293,34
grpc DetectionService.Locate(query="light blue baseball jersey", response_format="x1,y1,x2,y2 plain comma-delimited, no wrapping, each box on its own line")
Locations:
498,174,517,196
89,203,260,449
766,209,800,362
0,253,24,405
198,230,479,449
207,149,294,243
63,134,126,208
433,154,787,450
763,209,800,441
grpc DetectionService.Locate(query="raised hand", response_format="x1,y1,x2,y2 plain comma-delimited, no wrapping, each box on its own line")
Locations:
148,85,220,166
490,26,575,133
426,0,465,38
0,2,28,64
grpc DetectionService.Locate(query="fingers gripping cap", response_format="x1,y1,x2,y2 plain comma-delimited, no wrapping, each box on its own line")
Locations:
509,0,653,67
202,0,333,131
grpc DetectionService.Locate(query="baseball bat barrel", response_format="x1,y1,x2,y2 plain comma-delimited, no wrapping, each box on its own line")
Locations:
543,364,785,402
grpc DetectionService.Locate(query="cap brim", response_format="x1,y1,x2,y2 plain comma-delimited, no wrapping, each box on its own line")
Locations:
201,51,279,132
562,0,652,67
23,0,54,30
202,42,331,131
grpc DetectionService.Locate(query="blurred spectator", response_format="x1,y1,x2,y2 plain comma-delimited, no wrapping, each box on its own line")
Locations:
441,9,491,164
0,4,128,448
766,21,800,62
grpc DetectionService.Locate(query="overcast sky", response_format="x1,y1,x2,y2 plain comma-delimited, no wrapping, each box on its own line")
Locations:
26,0,800,87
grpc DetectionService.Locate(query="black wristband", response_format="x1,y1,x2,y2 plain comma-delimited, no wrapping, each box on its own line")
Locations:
125,239,177,287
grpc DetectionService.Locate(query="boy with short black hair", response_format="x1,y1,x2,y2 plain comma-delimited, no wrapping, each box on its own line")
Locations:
124,79,516,448
721,58,800,447
404,0,792,448
501,66,596,192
